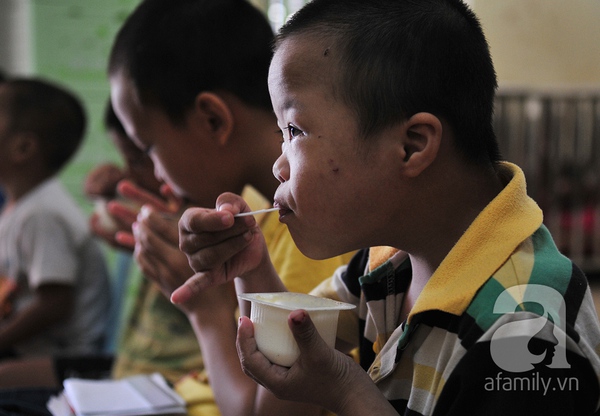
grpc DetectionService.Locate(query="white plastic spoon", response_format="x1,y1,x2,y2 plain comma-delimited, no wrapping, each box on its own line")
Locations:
234,207,279,217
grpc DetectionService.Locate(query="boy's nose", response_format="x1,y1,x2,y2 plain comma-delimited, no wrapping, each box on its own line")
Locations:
272,153,289,183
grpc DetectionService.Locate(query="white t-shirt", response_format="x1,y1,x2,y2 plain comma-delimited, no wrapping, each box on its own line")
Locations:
0,177,110,356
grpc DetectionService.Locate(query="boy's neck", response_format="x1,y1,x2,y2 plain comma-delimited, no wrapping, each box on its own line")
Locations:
2,166,52,207
405,161,504,292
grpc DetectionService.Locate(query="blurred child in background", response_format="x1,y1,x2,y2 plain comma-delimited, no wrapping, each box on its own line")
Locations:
83,101,165,354
0,78,110,362
0,100,168,389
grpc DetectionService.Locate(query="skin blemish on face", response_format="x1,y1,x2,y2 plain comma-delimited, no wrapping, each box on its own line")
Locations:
323,48,330,57
328,158,339,173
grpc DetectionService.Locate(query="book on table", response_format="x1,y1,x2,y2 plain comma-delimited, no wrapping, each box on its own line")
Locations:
47,372,186,416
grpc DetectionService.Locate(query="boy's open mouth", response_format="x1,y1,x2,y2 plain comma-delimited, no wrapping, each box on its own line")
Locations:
273,201,293,218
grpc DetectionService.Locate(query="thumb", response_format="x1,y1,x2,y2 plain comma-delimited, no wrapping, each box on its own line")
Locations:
288,309,327,355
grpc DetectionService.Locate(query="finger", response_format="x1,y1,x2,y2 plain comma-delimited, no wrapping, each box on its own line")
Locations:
184,227,255,273
138,205,180,244
236,317,290,392
134,217,170,257
288,309,329,358
107,200,138,228
237,316,259,359
133,221,167,280
179,206,235,236
133,218,195,298
118,179,172,212
237,316,269,379
178,206,256,251
136,219,186,273
84,164,124,197
215,192,257,217
134,241,161,282
90,211,135,252
115,231,136,249
136,249,175,296
170,272,219,304
215,193,259,230
178,207,246,259
89,213,116,239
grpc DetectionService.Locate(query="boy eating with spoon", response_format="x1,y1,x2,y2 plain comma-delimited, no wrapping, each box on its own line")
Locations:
177,0,600,414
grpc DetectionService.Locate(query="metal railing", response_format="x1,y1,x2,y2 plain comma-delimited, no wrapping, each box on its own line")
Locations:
494,87,600,272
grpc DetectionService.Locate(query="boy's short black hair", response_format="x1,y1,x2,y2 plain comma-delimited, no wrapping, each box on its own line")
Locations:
277,0,500,166
0,78,86,173
108,0,274,125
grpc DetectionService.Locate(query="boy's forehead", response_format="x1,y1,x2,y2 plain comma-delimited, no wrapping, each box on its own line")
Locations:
269,36,339,94
110,71,150,137
110,71,140,112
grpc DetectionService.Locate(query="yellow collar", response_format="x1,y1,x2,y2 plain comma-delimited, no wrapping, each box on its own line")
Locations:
368,162,543,322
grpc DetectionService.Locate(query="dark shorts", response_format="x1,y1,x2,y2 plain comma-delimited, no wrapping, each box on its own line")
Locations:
0,387,60,416
53,354,114,382
0,355,114,416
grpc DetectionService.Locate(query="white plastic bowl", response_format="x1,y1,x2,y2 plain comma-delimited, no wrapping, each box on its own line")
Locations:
238,292,355,367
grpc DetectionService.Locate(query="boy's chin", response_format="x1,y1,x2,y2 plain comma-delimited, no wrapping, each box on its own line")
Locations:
294,238,347,261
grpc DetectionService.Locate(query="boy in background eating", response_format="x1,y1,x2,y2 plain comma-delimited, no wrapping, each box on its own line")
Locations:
108,0,355,414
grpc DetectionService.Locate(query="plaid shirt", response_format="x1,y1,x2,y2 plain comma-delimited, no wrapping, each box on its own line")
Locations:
313,163,600,415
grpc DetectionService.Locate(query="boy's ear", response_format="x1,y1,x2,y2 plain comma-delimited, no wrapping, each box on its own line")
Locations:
398,112,442,177
9,132,39,163
193,92,234,146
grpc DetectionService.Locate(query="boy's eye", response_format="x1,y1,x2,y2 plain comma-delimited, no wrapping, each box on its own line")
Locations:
287,125,302,138
282,124,303,141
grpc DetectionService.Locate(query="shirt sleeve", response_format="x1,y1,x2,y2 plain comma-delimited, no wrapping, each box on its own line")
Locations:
310,250,370,352
20,212,78,288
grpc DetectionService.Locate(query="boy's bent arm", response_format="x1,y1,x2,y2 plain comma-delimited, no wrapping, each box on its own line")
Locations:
184,283,256,416
0,283,73,350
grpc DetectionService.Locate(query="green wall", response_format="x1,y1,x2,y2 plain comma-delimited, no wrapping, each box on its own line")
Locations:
32,0,142,213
